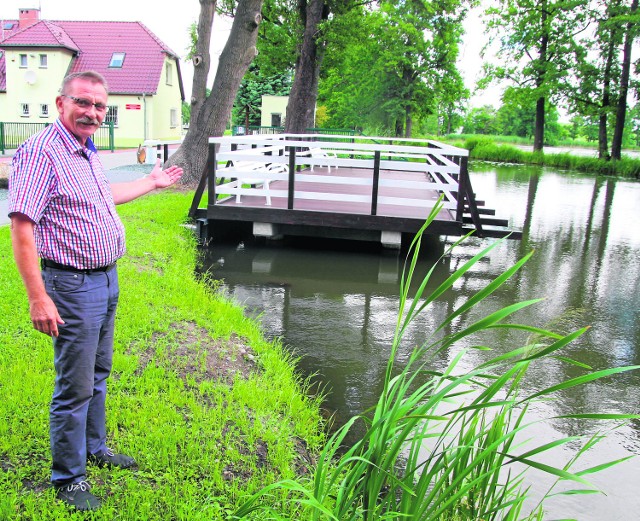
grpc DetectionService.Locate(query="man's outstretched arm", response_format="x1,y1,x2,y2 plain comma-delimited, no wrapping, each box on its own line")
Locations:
110,159,183,204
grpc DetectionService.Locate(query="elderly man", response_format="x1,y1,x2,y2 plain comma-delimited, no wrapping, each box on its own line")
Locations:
8,71,182,511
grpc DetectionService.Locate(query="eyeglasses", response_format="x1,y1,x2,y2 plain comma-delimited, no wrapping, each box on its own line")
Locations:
62,95,107,112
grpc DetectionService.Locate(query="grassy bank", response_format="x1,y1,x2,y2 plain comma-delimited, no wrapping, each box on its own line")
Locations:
455,137,640,179
0,191,324,520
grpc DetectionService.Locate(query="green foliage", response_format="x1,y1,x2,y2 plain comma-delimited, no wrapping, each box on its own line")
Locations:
319,0,469,137
457,137,640,178
0,192,324,519
232,201,639,520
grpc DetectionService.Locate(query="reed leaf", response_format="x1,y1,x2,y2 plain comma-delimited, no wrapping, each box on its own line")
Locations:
232,218,638,520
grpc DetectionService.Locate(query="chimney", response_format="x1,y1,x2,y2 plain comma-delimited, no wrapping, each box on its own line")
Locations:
18,8,40,30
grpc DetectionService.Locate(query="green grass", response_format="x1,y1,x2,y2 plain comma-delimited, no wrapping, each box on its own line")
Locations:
458,137,640,178
0,191,324,520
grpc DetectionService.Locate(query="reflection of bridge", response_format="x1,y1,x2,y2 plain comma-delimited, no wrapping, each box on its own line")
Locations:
190,134,521,248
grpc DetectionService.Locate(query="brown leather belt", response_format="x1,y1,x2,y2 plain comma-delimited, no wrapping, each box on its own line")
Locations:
41,259,116,274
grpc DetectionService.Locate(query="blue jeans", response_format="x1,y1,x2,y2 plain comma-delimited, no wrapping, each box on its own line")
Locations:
43,266,119,486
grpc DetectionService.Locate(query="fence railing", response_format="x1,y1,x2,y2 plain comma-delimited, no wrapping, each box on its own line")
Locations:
232,125,357,138
0,121,115,154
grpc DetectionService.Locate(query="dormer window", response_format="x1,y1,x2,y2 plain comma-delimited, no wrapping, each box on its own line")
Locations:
109,52,126,68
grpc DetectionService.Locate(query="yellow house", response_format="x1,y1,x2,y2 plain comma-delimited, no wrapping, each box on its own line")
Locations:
260,95,289,128
0,8,184,148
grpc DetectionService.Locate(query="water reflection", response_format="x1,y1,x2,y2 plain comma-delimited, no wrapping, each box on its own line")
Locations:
200,163,640,520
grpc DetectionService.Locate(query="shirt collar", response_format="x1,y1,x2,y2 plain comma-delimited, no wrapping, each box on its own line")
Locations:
53,118,98,156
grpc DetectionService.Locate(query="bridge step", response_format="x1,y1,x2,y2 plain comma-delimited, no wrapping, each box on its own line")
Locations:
462,216,510,227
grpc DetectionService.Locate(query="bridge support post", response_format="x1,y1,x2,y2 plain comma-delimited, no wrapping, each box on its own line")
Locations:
253,222,282,240
380,230,402,249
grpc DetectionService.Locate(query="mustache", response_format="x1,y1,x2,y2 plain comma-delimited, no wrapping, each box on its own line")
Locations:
76,117,100,125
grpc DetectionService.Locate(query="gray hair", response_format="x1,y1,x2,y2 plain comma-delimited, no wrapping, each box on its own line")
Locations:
60,71,109,95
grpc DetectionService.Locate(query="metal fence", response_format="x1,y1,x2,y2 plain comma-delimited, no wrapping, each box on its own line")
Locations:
0,121,115,154
232,125,358,138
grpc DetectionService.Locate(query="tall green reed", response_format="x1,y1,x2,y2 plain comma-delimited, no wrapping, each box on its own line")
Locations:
232,198,639,520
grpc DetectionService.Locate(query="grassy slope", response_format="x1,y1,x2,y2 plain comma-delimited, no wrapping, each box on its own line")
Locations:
0,190,323,520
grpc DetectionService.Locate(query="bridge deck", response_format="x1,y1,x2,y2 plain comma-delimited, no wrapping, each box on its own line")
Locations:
190,134,520,245
216,166,455,221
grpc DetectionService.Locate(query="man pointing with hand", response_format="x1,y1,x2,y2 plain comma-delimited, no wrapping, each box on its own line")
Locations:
8,71,182,511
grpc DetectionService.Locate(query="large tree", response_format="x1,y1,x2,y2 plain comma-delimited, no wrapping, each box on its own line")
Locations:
168,0,264,186
483,0,588,151
611,0,639,159
319,0,470,136
285,0,329,132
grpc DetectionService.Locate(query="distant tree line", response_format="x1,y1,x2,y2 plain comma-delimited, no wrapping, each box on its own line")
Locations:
170,0,638,186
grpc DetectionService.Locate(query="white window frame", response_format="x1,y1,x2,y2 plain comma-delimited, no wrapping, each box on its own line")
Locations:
109,52,126,68
20,103,30,117
103,105,119,127
40,104,49,117
39,54,48,68
170,108,178,128
165,62,173,86
19,54,27,68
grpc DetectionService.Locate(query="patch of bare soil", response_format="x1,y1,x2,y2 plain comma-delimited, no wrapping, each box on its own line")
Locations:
135,320,258,385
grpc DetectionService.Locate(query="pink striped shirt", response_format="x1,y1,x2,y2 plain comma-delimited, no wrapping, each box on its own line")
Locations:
8,119,126,269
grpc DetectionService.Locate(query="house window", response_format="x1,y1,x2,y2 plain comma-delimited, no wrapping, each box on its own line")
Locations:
40,104,49,117
39,54,48,68
170,108,178,128
165,63,173,86
104,105,118,127
109,52,126,68
104,105,119,126
21,103,30,117
271,113,282,127
19,54,27,67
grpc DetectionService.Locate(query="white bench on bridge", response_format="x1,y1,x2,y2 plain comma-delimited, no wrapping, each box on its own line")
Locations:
219,162,289,205
297,147,338,172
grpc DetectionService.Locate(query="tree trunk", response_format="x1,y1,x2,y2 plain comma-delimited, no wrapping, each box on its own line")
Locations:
188,0,216,129
284,0,327,133
611,0,638,160
169,0,264,186
395,118,404,137
405,106,413,138
533,7,548,153
533,96,545,152
598,30,616,160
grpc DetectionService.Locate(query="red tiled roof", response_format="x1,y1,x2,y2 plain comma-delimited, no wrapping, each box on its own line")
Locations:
1,20,79,52
0,19,182,97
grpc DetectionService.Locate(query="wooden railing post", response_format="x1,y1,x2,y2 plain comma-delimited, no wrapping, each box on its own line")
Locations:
188,141,216,218
371,150,381,216
455,156,468,222
287,145,296,209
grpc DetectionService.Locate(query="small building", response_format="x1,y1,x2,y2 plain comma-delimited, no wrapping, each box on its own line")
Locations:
0,8,184,147
260,95,288,128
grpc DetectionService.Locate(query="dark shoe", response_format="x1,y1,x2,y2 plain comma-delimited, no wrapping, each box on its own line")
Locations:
88,448,136,469
56,480,101,511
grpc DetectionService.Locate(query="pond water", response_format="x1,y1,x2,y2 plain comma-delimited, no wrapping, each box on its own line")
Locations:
199,162,640,520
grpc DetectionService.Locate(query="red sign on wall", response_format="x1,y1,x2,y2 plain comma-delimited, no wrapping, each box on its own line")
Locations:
126,104,141,110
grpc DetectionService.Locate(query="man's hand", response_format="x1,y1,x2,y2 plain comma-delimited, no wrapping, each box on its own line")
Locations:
30,294,65,337
149,159,183,189
10,214,65,337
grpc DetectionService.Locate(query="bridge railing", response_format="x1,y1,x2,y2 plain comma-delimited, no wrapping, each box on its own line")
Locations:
189,134,475,227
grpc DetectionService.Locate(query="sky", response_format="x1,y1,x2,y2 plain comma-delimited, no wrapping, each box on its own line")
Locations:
0,0,503,108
